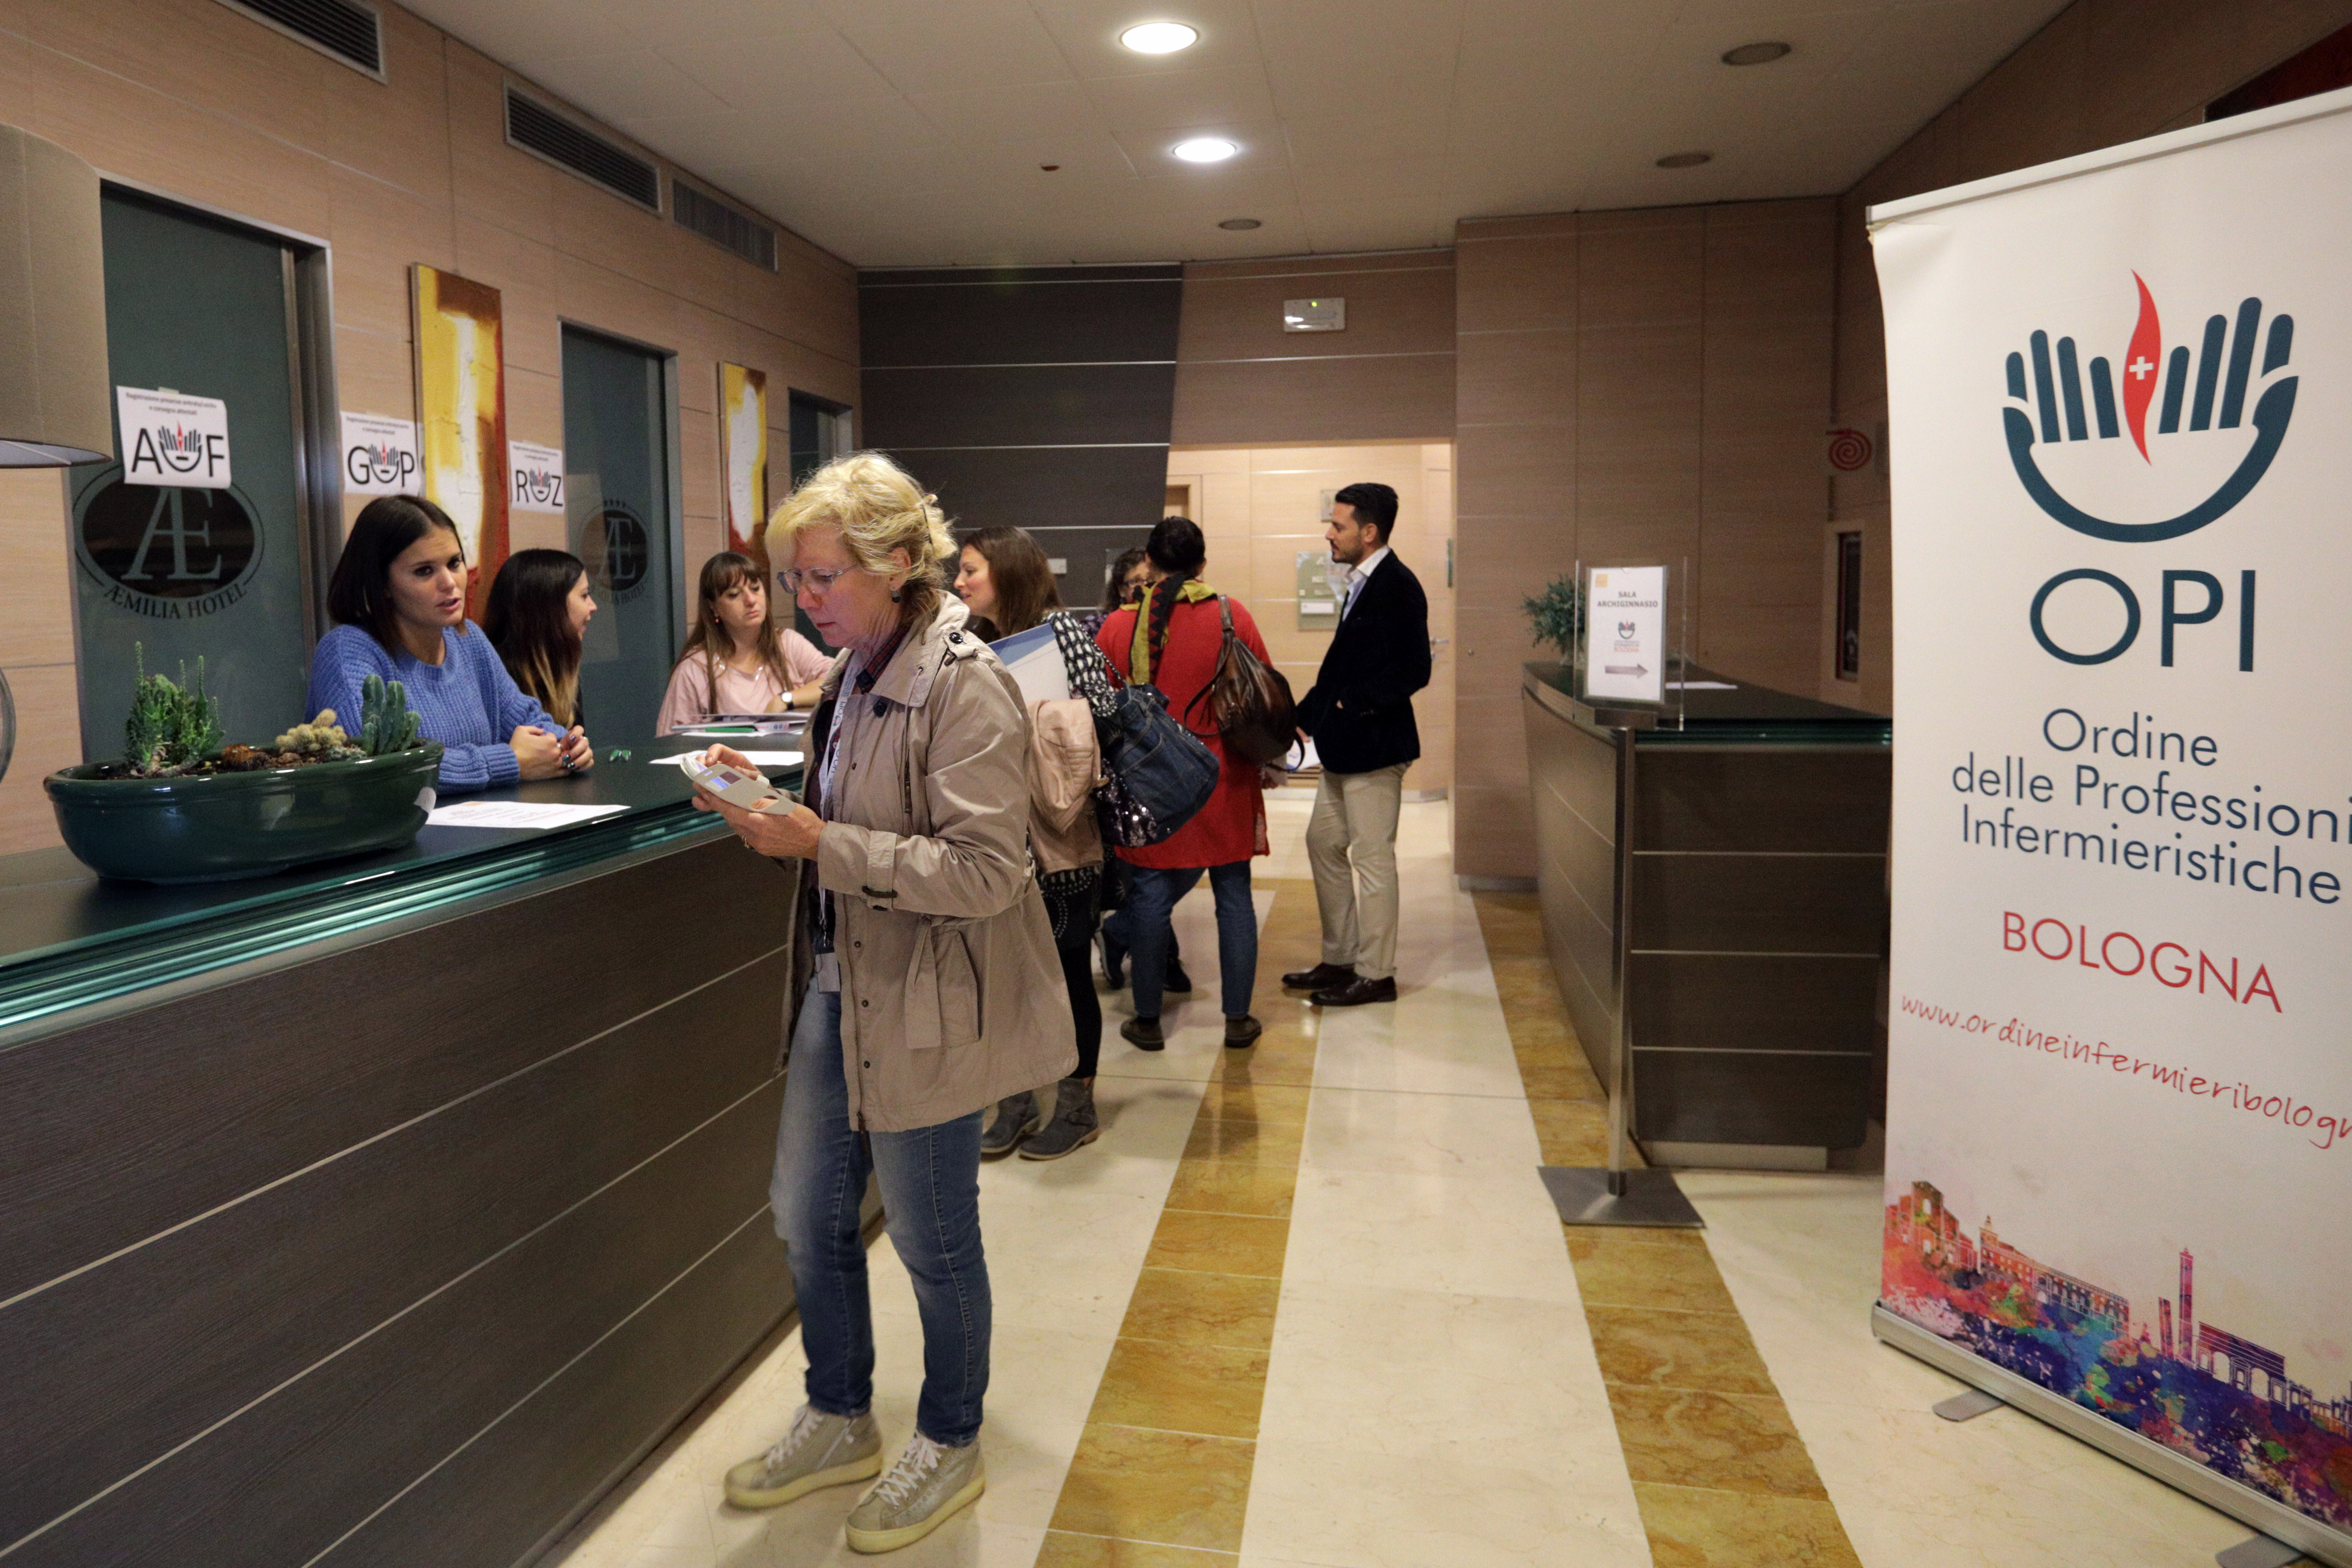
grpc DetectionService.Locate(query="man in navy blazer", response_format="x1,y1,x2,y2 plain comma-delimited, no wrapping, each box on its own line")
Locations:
1284,482,1431,1007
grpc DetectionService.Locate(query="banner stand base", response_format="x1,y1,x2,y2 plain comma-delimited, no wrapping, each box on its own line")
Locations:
2218,1536,2308,1568
1872,1306,2352,1568
1932,1388,2003,1422
1538,1166,1704,1229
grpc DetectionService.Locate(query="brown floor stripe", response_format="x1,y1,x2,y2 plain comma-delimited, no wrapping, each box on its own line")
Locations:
1036,878,1323,1566
1473,891,1865,1568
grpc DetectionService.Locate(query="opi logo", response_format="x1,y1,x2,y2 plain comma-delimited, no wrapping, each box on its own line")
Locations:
1616,621,1637,640
2004,274,2296,542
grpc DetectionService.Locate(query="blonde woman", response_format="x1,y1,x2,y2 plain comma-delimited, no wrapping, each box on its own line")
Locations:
656,551,834,733
699,454,1072,1554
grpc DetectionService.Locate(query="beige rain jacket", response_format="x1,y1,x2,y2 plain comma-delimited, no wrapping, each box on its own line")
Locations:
784,596,1076,1131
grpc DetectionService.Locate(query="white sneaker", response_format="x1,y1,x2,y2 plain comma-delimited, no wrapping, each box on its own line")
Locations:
723,1404,882,1509
843,1433,985,1554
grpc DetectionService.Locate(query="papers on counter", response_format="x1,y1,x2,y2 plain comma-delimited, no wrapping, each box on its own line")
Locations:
426,801,629,830
649,751,802,768
1667,680,1738,690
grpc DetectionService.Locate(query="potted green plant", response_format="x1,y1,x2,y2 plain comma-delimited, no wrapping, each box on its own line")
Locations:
1523,576,1584,663
45,650,444,883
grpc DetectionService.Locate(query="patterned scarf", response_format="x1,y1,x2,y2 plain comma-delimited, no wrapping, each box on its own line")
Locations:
1129,577,1217,685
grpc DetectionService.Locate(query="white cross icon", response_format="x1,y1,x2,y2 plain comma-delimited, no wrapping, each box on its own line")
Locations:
2128,356,2156,380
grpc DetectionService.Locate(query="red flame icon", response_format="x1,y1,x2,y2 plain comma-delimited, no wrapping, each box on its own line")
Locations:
2123,273,2161,461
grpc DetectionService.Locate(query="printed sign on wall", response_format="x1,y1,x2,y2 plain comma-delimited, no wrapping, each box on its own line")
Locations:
1582,566,1665,704
1875,88,2352,1554
719,362,768,558
116,387,231,488
411,265,508,619
508,441,565,514
340,412,420,496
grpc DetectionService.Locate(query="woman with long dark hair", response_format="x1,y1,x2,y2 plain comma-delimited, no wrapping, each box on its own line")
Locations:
656,551,835,733
308,496,589,791
483,548,595,729
954,526,1107,1159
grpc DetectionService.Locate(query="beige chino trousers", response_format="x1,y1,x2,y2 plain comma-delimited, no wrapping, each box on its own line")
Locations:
1305,762,1408,981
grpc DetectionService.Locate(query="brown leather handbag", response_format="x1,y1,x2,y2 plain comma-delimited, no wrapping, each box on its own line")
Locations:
1189,596,1296,767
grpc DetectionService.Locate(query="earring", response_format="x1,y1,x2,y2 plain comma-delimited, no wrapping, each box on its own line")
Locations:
889,587,902,603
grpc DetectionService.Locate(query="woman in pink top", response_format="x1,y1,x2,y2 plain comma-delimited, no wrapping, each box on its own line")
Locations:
656,551,837,734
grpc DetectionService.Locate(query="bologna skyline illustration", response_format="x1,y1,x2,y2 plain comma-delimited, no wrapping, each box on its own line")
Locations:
1885,1179,2352,1529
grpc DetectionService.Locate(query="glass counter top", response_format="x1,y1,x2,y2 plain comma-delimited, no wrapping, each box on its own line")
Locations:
0,736,804,1035
1522,661,1890,746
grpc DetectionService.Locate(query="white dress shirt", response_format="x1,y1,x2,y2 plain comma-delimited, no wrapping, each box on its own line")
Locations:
1340,545,1391,619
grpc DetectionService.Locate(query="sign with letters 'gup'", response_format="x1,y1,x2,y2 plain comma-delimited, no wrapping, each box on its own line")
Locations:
1582,566,1665,703
116,387,230,488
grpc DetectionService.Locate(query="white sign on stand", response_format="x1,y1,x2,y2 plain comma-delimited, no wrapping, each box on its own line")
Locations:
340,413,420,495
1582,566,1665,704
508,440,564,514
116,387,231,488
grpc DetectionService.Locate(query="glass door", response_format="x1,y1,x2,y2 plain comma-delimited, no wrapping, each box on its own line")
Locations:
67,189,315,757
561,326,678,737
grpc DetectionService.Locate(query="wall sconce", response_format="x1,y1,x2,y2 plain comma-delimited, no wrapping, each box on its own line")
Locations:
0,124,112,467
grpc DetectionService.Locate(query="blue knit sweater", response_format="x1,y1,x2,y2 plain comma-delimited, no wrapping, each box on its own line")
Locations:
307,622,566,793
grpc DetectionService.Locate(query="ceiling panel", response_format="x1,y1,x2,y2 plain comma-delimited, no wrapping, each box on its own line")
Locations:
402,0,2075,267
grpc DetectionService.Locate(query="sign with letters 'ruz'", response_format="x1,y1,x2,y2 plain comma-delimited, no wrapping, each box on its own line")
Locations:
1875,86,2352,1557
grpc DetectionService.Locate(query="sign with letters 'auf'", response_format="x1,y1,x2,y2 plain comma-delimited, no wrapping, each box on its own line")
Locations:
115,387,229,488
1876,86,2352,1561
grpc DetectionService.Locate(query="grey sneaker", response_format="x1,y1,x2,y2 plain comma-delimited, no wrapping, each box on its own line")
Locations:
844,1433,985,1554
980,1090,1041,1157
723,1404,882,1509
1019,1078,1099,1161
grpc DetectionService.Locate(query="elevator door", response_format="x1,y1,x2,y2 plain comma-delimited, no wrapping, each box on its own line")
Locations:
562,327,677,734
67,190,312,758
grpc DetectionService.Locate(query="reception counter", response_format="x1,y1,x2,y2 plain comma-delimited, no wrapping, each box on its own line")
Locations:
1521,664,1891,1167
0,750,825,1568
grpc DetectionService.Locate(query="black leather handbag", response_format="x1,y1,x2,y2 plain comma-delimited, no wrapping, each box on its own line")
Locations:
1188,596,1295,767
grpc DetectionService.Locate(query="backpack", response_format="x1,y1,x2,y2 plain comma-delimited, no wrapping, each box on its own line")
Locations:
1048,612,1218,848
1187,596,1296,767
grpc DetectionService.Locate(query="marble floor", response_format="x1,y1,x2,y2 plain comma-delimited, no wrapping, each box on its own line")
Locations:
542,794,2302,1568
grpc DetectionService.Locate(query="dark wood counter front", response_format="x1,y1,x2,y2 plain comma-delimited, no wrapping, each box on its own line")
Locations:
0,756,823,1568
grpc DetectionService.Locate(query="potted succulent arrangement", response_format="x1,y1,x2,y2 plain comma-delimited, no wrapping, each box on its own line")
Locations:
45,650,444,883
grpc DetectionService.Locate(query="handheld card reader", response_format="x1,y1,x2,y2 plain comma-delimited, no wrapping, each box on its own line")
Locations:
683,755,799,815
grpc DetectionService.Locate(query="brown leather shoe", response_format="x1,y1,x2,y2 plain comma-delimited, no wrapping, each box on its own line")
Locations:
1309,975,1397,1007
1223,1014,1263,1049
1281,962,1356,991
1120,1016,1166,1051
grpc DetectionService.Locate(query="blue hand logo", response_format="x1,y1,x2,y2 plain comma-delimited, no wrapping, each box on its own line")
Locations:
2003,278,2296,543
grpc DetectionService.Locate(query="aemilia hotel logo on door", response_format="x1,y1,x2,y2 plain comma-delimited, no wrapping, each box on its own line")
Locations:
2002,274,2298,542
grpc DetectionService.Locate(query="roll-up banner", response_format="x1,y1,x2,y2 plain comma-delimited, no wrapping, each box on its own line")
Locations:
1874,87,2352,1561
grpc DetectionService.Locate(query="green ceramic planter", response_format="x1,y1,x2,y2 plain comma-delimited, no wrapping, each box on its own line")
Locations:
45,745,445,883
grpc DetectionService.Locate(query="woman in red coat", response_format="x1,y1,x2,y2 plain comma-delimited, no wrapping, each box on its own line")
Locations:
1096,516,1269,1050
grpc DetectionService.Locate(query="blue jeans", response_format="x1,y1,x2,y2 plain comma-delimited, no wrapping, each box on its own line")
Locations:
771,986,989,1446
1127,861,1256,1020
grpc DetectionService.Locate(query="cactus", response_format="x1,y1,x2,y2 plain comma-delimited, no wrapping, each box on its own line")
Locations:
273,709,360,759
122,643,224,775
357,673,421,755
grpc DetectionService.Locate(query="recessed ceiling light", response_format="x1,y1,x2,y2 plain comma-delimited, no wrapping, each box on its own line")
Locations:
1721,41,1791,65
1172,137,1238,163
1656,151,1712,169
1218,217,1262,230
1121,21,1198,54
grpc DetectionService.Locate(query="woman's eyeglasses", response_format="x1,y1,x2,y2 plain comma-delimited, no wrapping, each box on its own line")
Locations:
778,567,851,596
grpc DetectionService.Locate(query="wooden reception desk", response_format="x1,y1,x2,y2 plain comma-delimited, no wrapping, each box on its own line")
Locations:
0,753,841,1568
1521,664,1892,1167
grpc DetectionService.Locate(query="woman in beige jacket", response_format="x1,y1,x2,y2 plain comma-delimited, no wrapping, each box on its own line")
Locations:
692,454,1072,1555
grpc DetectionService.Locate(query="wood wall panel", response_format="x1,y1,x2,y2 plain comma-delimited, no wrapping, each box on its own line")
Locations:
1172,253,1455,446
0,0,862,852
1828,0,2352,713
1454,200,1841,878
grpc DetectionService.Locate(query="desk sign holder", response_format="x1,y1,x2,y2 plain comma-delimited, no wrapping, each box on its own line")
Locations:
1540,560,1704,1230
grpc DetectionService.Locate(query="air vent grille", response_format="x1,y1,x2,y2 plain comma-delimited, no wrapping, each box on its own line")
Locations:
505,89,661,212
674,182,778,271
217,0,383,77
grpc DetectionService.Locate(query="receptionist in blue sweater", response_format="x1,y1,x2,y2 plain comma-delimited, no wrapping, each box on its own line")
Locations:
308,495,592,792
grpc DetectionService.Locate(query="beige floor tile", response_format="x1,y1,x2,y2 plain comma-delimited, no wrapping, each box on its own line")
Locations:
1089,1337,1270,1439
1632,1482,1862,1568
1049,1424,1256,1553
1299,1082,1544,1175
1121,1267,1284,1351
1279,1166,1582,1303
1145,1208,1292,1278
1163,1159,1300,1219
